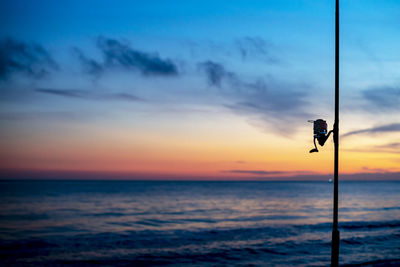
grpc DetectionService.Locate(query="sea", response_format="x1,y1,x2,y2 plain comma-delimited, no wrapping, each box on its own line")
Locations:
0,180,399,266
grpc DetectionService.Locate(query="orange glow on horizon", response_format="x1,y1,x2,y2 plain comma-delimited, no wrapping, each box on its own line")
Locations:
1,111,399,179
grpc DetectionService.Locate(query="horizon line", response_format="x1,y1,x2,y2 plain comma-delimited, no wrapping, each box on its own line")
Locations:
0,169,399,181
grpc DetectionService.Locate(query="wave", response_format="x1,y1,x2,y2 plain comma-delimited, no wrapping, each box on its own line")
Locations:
340,220,400,230
1,220,399,266
343,258,400,267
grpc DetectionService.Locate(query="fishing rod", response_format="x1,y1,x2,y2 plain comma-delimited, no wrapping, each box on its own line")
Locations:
308,0,340,266
331,0,340,265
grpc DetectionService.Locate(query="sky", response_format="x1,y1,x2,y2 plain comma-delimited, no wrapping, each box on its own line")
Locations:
0,0,399,180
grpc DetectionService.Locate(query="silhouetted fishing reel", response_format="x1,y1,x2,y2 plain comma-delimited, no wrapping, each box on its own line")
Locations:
308,119,333,153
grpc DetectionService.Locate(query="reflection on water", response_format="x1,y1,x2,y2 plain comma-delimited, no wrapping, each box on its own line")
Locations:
0,181,399,266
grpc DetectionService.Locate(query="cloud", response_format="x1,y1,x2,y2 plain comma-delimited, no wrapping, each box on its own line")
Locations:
362,166,394,173
198,60,310,133
374,142,400,151
346,142,400,154
0,38,58,80
221,169,317,178
36,88,87,98
235,37,276,62
76,37,179,77
226,79,310,133
197,61,237,88
73,48,103,76
362,86,400,111
35,88,142,102
111,93,143,102
228,79,308,115
342,123,400,138
222,170,287,175
0,111,87,121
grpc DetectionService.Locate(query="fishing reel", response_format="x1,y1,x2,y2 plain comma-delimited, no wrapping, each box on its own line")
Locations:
308,119,333,153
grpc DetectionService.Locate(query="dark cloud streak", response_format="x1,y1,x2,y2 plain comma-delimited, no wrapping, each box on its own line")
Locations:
375,142,400,150
346,142,400,154
76,37,179,77
222,170,286,175
343,123,400,138
198,61,236,88
36,88,86,98
0,38,58,80
362,86,400,111
36,88,142,102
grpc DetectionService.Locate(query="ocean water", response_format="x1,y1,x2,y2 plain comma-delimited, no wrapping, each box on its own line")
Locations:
0,180,399,266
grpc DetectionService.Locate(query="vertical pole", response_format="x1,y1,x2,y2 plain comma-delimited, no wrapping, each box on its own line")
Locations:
331,0,340,266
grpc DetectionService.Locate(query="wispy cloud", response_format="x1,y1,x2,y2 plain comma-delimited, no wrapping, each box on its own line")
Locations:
0,38,58,80
227,79,308,119
362,86,400,111
197,61,237,88
346,142,400,154
0,111,89,121
76,37,179,77
362,166,397,173
221,169,317,178
198,60,310,133
222,170,287,175
342,123,400,138
36,88,142,102
36,88,87,98
235,36,276,62
73,48,103,77
374,142,400,151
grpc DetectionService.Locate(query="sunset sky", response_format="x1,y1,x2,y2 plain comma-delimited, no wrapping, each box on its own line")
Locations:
1,0,399,180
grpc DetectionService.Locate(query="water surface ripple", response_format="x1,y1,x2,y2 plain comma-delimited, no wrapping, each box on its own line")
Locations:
0,181,399,266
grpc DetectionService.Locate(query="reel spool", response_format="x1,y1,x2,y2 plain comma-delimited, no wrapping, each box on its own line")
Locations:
308,119,333,153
